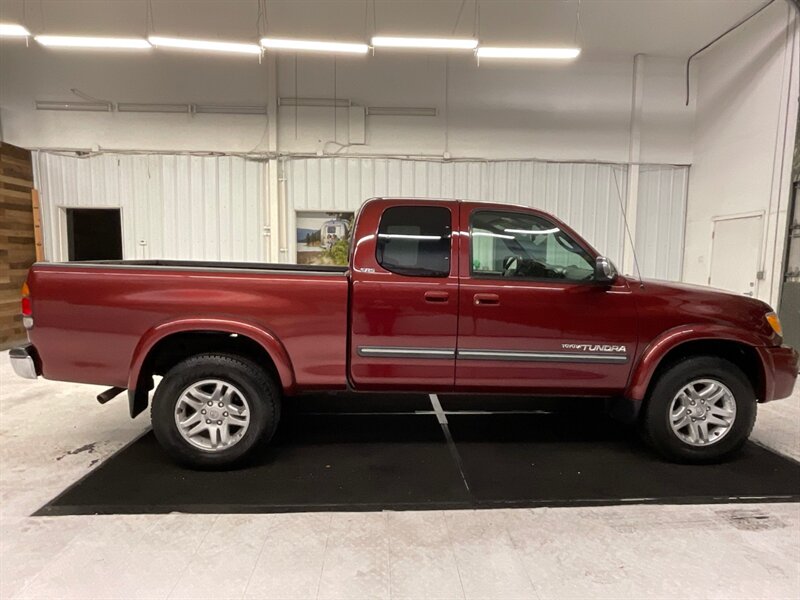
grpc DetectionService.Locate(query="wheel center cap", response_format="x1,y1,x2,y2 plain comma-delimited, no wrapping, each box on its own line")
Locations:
209,409,221,420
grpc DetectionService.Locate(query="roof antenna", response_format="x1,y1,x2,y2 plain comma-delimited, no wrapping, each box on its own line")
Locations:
612,165,644,288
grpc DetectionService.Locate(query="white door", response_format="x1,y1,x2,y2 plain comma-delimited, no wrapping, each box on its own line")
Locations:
710,215,762,296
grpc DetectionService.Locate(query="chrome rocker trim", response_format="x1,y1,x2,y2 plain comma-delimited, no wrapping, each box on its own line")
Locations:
357,346,628,364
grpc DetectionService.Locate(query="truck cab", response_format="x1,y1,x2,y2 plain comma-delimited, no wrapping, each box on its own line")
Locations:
349,198,637,397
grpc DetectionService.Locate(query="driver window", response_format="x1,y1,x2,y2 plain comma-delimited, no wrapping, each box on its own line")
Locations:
470,210,595,282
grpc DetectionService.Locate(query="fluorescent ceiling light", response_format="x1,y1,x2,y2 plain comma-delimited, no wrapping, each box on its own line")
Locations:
378,234,443,240
148,36,261,55
0,23,31,37
476,47,580,59
505,227,560,235
473,231,514,240
260,37,368,54
371,36,477,50
35,100,112,112
35,35,151,49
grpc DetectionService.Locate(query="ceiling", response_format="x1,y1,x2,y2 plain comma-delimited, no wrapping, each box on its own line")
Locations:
0,0,774,59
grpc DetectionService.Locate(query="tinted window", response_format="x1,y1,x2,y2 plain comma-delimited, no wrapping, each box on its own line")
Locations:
471,210,595,282
376,206,451,277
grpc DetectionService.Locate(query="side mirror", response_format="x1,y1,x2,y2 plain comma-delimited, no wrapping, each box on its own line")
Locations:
595,256,617,283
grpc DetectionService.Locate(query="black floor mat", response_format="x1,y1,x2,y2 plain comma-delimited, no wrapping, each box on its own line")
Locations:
36,401,800,515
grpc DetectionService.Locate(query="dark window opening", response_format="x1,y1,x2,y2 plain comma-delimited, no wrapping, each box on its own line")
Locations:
376,206,451,277
66,208,123,261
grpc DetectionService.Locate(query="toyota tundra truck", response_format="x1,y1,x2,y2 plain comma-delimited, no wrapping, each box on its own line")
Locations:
9,198,798,468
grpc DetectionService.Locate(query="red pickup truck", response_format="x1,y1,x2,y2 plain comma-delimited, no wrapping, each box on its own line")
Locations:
10,198,798,468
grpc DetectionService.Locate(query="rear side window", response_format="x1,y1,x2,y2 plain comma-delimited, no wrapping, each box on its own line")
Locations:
376,206,451,277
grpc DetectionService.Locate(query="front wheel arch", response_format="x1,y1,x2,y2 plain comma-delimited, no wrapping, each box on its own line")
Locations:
629,337,765,405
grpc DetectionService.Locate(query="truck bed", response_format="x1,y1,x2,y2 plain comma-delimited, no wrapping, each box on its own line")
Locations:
27,260,350,391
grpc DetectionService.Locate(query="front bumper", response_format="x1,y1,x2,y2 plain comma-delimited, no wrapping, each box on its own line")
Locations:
9,345,39,379
758,345,799,402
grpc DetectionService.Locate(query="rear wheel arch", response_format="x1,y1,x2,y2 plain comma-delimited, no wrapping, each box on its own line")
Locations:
127,321,296,417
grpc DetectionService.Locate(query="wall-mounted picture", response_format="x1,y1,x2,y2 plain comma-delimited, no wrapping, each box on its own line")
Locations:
296,211,354,265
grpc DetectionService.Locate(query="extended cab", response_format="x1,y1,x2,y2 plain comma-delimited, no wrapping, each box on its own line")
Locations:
10,198,798,467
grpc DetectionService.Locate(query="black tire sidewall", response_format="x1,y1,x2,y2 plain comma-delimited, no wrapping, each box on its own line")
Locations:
643,356,756,463
151,354,278,469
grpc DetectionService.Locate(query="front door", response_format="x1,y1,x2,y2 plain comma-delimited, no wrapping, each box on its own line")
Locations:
456,206,637,395
349,201,459,391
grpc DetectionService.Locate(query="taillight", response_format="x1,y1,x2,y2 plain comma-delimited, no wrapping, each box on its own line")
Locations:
21,281,33,328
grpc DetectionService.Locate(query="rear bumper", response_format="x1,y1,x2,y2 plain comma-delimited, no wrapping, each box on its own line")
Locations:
9,345,39,380
758,345,799,402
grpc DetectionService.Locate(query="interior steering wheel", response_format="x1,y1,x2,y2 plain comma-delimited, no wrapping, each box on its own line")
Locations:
502,255,522,277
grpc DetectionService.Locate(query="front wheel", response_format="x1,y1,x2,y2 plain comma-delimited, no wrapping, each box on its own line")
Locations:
151,353,280,469
641,356,756,463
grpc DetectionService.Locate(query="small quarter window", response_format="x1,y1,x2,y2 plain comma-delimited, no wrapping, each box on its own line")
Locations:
376,206,451,277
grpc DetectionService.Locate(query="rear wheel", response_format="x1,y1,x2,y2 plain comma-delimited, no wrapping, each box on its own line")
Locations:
151,353,280,469
641,356,756,463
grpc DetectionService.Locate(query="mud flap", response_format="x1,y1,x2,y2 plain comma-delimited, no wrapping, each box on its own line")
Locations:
128,377,153,418
605,396,642,424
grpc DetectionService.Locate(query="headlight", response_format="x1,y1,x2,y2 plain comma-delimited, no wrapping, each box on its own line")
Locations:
766,312,783,336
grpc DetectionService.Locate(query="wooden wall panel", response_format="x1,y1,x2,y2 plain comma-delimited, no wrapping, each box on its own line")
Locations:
0,143,36,350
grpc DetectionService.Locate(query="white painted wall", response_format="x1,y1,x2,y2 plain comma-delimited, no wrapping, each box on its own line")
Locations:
274,53,692,164
684,2,799,306
0,39,693,164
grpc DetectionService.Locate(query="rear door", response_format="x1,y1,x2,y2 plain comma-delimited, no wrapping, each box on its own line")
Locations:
349,200,459,391
456,205,637,396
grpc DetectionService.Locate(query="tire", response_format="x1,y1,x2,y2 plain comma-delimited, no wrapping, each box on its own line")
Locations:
641,356,756,463
151,353,280,469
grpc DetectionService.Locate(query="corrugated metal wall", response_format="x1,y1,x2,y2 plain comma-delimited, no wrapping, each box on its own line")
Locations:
635,165,689,281
33,152,688,280
286,158,632,267
33,152,269,262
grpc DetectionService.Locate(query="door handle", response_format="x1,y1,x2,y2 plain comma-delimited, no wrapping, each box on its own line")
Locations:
424,291,450,303
474,293,500,306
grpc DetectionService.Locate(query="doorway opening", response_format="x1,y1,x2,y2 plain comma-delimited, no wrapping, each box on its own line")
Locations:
66,208,123,261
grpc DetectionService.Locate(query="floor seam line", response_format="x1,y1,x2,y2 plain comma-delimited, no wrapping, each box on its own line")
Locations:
165,514,220,600
502,517,543,600
314,513,334,600
239,516,277,599
429,393,472,497
441,511,468,600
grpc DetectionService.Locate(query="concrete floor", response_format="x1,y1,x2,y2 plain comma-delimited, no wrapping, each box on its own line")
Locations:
1,349,798,600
